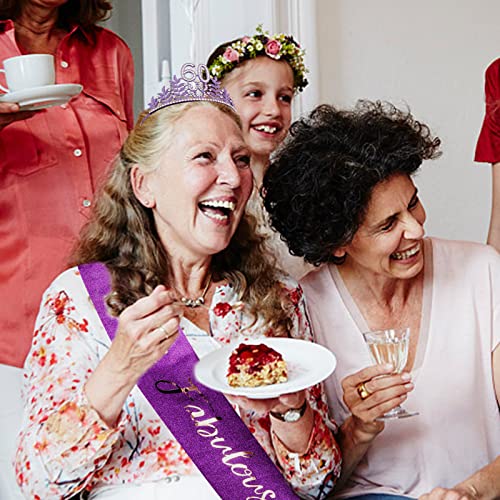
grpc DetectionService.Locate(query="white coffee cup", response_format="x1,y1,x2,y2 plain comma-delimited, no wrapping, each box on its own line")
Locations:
0,54,55,93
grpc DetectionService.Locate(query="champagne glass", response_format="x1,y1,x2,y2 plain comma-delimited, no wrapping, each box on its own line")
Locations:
362,327,418,420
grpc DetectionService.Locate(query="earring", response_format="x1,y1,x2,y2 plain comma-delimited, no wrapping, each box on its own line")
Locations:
143,200,152,207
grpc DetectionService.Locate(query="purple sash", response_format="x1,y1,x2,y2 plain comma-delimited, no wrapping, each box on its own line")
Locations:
79,262,297,499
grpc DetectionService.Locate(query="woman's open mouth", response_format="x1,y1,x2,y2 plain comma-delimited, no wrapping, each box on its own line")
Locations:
391,243,420,261
198,198,236,224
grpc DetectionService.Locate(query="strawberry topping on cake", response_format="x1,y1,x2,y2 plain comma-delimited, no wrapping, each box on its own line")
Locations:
227,343,288,388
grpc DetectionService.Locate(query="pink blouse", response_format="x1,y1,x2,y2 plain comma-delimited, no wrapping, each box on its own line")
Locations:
0,20,134,368
301,238,500,498
15,267,342,499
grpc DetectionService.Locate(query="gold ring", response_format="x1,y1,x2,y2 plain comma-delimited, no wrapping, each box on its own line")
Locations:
158,324,177,341
157,324,168,337
356,382,371,400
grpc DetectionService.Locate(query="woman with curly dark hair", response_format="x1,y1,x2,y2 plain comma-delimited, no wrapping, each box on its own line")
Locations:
0,0,134,369
263,101,500,499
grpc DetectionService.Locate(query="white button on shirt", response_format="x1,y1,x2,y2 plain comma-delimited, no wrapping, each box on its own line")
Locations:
73,149,82,157
60,60,69,68
82,199,91,208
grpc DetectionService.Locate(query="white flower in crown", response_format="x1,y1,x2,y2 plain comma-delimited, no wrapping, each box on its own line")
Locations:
145,63,236,119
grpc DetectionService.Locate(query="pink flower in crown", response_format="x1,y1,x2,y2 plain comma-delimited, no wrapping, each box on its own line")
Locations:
241,36,251,44
265,39,281,59
223,47,239,63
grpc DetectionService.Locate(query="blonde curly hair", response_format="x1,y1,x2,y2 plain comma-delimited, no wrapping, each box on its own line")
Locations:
71,101,292,334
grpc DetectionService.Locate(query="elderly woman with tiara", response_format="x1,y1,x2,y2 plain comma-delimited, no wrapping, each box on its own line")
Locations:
14,63,341,499
207,25,314,280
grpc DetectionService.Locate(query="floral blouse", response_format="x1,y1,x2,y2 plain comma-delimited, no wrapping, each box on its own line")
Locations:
15,267,341,499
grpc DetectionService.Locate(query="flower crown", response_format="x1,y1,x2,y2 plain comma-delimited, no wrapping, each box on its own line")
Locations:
145,63,235,120
207,25,309,93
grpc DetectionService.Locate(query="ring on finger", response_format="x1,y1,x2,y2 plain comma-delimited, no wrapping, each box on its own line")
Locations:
356,382,371,400
157,324,176,341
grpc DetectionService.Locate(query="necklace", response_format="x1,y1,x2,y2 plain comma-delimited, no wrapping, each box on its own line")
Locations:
177,273,212,308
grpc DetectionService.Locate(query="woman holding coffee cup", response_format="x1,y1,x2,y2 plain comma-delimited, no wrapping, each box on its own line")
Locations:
0,0,134,369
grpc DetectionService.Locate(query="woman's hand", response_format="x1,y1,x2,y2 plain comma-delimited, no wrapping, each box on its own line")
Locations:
229,390,306,414
85,285,183,426
0,102,36,130
420,455,500,500
229,391,313,453
341,364,414,443
419,486,477,500
334,365,415,488
106,285,183,382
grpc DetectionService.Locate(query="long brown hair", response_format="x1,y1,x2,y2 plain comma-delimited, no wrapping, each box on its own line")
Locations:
0,0,112,29
71,101,292,334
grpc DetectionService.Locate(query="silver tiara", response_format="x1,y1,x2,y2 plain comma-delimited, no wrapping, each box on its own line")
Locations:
146,63,236,118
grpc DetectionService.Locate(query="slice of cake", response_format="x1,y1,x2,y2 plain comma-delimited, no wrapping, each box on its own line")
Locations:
227,343,288,388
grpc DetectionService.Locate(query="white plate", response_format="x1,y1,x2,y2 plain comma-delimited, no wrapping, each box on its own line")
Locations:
194,338,336,399
0,83,83,111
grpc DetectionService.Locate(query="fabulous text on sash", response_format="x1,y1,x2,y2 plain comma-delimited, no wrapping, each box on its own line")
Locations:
156,378,278,500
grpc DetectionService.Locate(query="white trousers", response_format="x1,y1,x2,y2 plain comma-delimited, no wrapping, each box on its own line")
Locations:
89,476,221,499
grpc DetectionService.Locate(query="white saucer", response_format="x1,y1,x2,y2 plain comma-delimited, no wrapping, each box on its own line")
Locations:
0,83,83,111
194,338,337,399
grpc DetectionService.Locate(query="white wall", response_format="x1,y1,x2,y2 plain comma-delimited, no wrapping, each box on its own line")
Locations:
104,0,144,117
168,0,318,118
169,0,276,74
317,0,500,243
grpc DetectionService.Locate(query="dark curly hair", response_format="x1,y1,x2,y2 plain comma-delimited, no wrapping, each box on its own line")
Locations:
262,101,442,266
0,0,112,29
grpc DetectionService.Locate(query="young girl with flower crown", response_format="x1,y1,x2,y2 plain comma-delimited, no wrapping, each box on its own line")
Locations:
207,26,313,279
